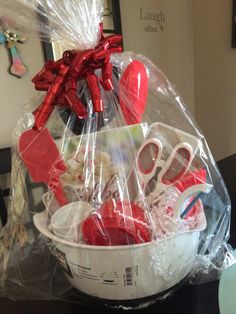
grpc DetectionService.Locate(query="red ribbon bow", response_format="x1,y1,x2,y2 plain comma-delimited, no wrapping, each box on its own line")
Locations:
32,28,122,131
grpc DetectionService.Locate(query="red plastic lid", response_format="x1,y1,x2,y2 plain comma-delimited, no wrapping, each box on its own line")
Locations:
82,200,151,246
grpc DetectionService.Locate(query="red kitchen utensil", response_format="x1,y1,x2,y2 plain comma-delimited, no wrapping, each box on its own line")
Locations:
82,200,151,246
174,168,207,218
175,168,207,193
119,60,148,125
19,128,68,206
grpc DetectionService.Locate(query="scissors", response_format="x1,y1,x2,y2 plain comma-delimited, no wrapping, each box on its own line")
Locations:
136,138,194,201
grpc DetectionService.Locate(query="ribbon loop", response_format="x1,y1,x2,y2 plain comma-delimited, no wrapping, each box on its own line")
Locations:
32,26,123,131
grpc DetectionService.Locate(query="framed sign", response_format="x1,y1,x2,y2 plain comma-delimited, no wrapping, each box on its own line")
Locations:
102,0,122,34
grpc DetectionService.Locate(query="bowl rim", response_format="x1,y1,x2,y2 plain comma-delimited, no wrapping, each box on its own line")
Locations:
33,210,201,251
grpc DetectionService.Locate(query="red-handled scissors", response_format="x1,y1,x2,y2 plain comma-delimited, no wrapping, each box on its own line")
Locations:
136,138,194,201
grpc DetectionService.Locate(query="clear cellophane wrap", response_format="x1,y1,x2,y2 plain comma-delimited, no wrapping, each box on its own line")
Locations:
0,0,234,309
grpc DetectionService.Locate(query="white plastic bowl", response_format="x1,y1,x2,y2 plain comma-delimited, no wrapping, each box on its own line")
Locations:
34,210,201,300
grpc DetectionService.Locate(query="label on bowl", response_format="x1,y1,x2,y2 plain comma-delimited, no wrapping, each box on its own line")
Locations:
59,257,139,288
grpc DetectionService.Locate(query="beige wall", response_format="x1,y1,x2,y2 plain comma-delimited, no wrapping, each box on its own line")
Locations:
0,36,44,148
120,0,195,113
120,0,236,160
193,0,236,160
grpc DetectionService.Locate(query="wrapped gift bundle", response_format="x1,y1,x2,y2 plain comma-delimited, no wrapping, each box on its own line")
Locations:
0,0,233,309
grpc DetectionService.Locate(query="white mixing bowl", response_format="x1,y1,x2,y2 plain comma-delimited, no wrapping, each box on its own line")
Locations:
34,210,201,300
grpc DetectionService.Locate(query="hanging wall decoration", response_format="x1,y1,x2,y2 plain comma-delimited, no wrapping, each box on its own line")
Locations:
0,16,28,78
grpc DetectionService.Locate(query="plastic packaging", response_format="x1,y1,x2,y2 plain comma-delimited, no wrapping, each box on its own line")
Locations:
0,0,233,309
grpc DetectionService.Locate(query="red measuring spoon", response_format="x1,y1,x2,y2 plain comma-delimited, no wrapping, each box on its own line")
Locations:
82,200,151,246
19,128,68,206
119,60,148,125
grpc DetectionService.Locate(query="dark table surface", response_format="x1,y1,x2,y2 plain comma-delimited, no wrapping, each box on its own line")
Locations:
1,154,236,314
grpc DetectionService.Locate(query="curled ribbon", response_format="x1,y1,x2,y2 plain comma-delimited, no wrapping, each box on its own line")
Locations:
32,26,122,131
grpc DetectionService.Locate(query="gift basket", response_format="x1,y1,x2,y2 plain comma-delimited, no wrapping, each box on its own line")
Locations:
0,0,233,309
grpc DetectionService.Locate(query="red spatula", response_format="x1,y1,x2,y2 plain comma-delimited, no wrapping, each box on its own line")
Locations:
119,60,148,125
19,128,68,206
